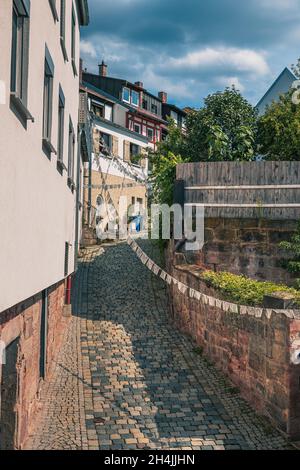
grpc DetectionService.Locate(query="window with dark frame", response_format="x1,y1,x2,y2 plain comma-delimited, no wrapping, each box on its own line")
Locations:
48,0,59,21
68,118,75,188
91,101,104,118
151,103,158,114
10,0,33,122
71,7,77,75
57,86,65,168
134,123,141,134
42,47,56,155
131,90,139,107
100,132,111,152
64,242,69,277
130,143,140,157
60,0,68,61
147,127,154,140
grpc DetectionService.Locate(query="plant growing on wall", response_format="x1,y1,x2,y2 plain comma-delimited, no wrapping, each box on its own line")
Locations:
279,221,300,287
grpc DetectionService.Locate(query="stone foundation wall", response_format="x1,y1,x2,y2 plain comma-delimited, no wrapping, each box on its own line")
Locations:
185,218,298,285
0,280,68,448
167,252,300,439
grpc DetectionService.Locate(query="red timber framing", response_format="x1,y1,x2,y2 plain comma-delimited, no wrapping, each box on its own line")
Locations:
126,112,165,145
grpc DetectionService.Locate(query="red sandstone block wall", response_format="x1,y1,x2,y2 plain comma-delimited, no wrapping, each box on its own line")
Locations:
0,279,67,448
167,260,300,439
184,218,298,286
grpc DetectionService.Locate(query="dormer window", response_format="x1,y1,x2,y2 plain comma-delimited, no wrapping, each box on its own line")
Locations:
123,87,130,103
122,87,140,107
131,90,139,107
151,103,158,114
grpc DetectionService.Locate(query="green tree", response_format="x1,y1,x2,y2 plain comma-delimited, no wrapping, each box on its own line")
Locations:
257,91,300,161
184,86,257,161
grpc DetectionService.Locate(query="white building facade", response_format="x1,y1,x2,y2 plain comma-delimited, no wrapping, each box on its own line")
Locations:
0,0,89,449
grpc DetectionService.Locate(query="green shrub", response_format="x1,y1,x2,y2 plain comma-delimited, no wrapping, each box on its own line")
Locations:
279,221,300,285
200,270,300,306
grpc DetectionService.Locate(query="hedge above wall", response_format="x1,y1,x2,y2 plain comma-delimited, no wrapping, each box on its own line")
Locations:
201,270,300,307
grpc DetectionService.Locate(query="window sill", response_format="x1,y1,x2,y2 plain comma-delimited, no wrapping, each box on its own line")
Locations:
10,93,34,123
71,59,78,77
49,0,59,21
60,37,69,62
42,138,57,155
57,159,67,174
67,177,76,192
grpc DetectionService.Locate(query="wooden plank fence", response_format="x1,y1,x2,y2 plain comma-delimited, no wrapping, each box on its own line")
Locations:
176,161,300,219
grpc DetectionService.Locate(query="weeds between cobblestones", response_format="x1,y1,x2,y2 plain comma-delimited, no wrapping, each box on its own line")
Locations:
26,241,293,450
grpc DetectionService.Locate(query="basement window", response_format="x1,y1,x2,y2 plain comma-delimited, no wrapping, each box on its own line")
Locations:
64,242,69,277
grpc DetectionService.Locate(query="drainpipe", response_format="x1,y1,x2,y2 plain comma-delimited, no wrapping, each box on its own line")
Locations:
74,126,83,270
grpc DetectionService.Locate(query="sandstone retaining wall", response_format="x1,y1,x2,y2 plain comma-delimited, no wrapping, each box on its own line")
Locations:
167,254,300,439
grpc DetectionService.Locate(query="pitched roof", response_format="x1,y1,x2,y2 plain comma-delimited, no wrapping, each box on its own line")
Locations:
256,67,297,109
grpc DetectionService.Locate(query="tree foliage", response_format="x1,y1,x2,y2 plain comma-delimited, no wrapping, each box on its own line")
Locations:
183,86,257,161
149,121,184,205
257,91,300,161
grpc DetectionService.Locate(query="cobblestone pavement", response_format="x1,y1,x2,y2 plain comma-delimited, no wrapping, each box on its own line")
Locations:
26,241,293,450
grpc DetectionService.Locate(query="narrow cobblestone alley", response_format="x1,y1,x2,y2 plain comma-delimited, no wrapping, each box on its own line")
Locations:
25,241,293,450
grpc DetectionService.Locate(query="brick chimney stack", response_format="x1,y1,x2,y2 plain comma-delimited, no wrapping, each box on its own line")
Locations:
158,91,168,103
99,60,108,77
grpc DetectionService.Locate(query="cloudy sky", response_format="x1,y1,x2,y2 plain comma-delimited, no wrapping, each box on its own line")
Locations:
81,0,300,108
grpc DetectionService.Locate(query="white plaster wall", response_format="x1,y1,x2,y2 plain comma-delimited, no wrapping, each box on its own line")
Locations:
93,120,149,162
113,104,127,127
0,0,82,312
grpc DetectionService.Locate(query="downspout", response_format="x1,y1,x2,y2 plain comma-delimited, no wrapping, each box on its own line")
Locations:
74,125,82,270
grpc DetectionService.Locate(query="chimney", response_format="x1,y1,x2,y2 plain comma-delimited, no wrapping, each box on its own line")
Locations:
135,81,144,89
158,91,168,103
99,60,108,77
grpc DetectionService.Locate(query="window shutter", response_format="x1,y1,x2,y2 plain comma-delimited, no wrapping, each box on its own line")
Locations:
123,140,130,162
112,136,119,156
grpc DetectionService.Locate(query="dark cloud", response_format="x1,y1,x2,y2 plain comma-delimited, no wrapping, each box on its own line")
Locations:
81,0,300,107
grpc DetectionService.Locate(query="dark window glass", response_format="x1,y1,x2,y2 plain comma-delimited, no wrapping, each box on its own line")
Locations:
71,9,76,63
10,1,30,103
43,60,53,140
151,104,158,114
100,132,111,151
68,119,75,181
60,0,65,40
57,92,65,161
